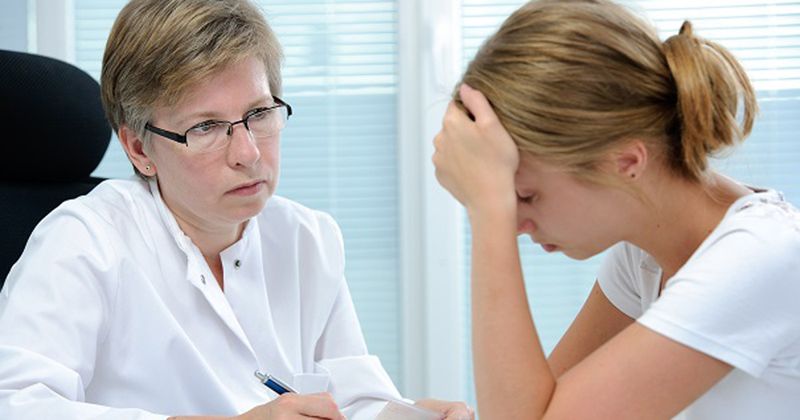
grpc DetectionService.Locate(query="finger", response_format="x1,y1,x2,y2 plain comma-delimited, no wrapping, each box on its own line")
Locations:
443,412,473,420
444,99,472,126
433,131,443,153
444,403,474,420
289,393,344,419
459,83,497,125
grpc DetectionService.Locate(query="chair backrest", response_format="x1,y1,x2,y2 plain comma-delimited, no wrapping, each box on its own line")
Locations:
0,50,111,285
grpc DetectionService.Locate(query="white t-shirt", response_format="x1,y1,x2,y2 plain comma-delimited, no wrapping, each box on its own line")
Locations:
0,178,401,419
598,190,800,420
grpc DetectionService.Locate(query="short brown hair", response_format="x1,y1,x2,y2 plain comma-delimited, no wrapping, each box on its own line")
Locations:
458,0,756,185
101,0,283,139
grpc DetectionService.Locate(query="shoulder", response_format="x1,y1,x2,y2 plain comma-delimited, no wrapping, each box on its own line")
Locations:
597,242,655,318
34,178,147,237
259,196,343,249
47,178,152,230
641,193,800,376
603,241,652,271
4,180,151,298
19,178,155,274
258,195,345,271
698,191,800,270
675,191,800,295
261,195,341,236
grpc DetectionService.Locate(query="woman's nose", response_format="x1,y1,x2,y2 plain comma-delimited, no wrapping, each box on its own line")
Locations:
517,218,536,235
227,124,261,167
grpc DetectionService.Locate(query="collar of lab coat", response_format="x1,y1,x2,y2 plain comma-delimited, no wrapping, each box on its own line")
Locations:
146,178,258,281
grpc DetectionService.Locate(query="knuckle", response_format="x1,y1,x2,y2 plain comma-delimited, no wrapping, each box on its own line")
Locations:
443,114,459,129
475,118,493,131
275,394,296,408
434,168,444,184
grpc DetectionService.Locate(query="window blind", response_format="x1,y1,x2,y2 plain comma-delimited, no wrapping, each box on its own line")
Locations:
74,0,403,387
461,0,800,407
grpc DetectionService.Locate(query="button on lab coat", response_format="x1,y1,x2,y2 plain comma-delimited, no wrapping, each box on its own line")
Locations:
0,179,401,419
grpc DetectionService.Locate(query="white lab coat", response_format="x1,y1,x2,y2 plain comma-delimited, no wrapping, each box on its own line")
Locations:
0,178,401,419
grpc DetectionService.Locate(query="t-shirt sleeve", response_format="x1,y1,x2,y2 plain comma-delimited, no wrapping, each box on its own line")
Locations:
638,216,800,378
597,242,645,319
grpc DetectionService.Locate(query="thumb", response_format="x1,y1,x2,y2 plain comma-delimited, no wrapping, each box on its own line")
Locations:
459,83,496,124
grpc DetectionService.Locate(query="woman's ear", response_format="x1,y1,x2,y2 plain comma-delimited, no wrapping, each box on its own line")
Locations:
118,124,156,176
614,140,648,180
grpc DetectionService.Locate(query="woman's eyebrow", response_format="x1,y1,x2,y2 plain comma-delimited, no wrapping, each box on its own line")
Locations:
173,96,273,126
248,96,272,108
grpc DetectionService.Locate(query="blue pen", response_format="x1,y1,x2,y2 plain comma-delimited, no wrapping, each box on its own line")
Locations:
255,370,297,395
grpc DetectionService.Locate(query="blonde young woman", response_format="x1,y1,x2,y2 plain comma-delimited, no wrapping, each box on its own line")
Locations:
0,0,472,419
433,0,800,419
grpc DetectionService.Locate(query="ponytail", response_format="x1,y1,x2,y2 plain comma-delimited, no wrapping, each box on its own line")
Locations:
662,21,757,180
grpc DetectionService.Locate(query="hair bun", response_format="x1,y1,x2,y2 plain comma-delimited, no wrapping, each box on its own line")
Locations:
662,20,757,180
679,20,693,36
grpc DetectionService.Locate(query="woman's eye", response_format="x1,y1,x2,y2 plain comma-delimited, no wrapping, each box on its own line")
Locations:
517,193,537,204
189,122,221,136
248,109,269,121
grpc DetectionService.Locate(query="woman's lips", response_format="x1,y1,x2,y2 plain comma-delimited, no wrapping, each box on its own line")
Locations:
228,180,265,196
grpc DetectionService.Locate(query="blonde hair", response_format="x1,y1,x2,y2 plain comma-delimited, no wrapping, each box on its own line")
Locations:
101,0,283,148
458,0,756,185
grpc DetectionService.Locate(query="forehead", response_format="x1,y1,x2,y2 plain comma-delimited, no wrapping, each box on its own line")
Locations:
158,57,271,119
517,153,565,176
515,153,591,194
189,57,269,102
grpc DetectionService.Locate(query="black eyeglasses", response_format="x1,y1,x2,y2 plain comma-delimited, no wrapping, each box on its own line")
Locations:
145,96,292,153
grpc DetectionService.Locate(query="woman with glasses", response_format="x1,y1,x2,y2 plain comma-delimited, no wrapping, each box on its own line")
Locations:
433,0,800,419
0,1,471,419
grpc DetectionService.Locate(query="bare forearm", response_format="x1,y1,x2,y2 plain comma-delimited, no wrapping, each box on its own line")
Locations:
469,209,555,419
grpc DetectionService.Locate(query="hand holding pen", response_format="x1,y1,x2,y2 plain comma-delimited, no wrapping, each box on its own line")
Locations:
230,371,345,420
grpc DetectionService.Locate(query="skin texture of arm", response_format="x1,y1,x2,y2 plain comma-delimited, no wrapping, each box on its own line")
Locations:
547,281,634,379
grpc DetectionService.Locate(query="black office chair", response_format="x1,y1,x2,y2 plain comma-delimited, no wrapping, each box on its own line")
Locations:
0,50,111,285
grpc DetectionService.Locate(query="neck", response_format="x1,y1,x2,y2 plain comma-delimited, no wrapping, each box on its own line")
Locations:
627,171,751,281
177,217,245,291
179,220,244,259
159,200,246,291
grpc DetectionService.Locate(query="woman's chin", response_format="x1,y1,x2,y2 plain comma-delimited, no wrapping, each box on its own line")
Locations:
227,196,270,223
561,246,603,261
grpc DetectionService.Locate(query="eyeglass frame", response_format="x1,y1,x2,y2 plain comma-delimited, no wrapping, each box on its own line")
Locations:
144,95,292,146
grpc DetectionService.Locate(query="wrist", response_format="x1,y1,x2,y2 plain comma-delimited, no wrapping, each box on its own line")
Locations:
466,195,516,226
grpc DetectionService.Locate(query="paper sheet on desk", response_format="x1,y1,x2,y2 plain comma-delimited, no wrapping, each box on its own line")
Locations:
375,400,442,420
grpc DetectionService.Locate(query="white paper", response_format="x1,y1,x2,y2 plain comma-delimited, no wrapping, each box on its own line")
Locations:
375,400,442,420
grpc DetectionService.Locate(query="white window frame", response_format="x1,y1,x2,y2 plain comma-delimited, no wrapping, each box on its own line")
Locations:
31,0,75,63
398,0,466,401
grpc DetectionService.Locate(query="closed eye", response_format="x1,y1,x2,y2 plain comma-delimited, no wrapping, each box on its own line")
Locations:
517,193,537,205
245,106,272,121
